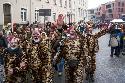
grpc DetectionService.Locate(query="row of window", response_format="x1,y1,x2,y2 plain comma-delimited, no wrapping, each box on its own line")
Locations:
118,8,124,12
79,0,85,6
21,8,39,22
107,8,124,13
106,2,124,9
78,8,84,17
20,8,67,22
108,14,121,18
118,2,124,7
45,0,71,8
106,4,111,9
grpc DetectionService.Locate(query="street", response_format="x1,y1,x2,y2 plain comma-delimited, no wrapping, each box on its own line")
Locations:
1,29,125,83
1,0,125,82
95,32,125,83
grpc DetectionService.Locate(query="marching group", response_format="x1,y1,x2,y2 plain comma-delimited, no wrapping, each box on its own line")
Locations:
0,14,112,83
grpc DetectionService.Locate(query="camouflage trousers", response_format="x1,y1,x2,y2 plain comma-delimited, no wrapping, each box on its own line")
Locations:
65,62,85,83
5,70,27,83
85,54,96,81
30,66,53,83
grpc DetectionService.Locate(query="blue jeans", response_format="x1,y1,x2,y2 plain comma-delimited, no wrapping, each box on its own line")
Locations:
57,58,65,72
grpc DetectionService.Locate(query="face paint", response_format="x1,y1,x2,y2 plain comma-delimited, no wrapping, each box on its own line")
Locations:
10,37,19,50
57,14,64,26
32,28,41,43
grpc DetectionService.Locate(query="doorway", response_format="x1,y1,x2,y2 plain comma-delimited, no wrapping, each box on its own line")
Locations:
3,3,11,25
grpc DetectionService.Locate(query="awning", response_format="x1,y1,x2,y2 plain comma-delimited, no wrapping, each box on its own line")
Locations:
110,19,125,23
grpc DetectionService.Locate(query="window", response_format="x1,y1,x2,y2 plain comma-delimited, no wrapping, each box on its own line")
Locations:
122,2,124,7
121,8,123,12
60,0,62,7
112,3,114,7
53,0,57,5
99,7,101,11
108,9,112,13
118,2,120,6
98,12,100,15
69,0,71,8
106,4,111,9
21,8,27,22
81,9,82,16
118,8,120,12
64,0,67,8
90,10,94,14
78,8,80,16
35,10,39,22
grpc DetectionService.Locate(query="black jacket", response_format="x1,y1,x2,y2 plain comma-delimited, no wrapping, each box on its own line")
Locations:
0,36,8,48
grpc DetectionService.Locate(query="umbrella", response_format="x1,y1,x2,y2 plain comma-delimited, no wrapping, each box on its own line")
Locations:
110,19,125,23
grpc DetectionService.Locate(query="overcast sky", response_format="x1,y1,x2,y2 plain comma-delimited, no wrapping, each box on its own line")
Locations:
88,0,115,9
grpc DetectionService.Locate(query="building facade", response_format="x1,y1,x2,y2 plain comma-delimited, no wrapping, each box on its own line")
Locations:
94,0,125,22
114,0,125,19
0,0,88,30
96,4,106,22
104,0,125,22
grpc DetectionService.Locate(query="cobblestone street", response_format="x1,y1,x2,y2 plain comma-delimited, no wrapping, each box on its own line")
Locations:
95,33,125,83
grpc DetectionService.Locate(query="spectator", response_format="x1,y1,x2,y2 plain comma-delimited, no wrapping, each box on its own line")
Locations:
119,24,125,51
57,58,65,76
78,23,84,34
109,31,120,57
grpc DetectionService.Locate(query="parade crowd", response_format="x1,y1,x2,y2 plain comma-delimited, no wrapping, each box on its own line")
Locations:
0,14,124,83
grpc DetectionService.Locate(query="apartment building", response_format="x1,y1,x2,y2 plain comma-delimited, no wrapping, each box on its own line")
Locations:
94,0,125,22
105,1,115,21
114,0,125,19
0,0,88,30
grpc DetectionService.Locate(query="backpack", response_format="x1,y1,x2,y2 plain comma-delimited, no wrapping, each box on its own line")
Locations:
110,36,118,47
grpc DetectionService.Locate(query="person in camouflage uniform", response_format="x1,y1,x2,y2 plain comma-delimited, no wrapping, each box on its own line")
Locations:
85,27,109,82
52,27,88,83
64,37,88,83
26,28,53,83
63,24,109,82
3,37,27,83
